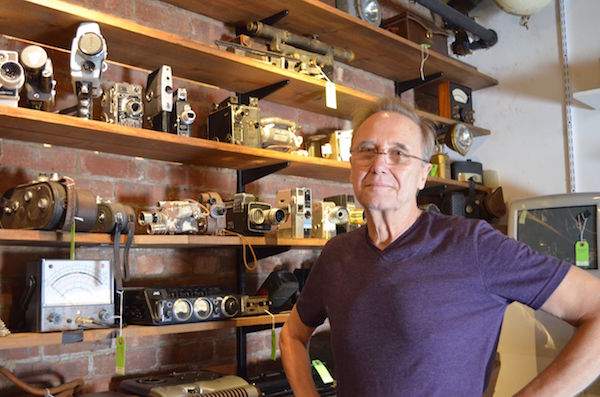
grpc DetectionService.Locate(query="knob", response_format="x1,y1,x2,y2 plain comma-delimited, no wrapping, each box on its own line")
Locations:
98,309,111,322
47,313,61,324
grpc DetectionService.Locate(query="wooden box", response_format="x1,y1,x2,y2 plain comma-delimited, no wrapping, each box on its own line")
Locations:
381,12,449,56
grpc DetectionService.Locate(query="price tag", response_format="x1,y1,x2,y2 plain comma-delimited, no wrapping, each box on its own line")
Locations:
325,81,337,109
518,210,528,225
271,328,276,361
429,164,438,177
575,240,590,267
312,359,334,384
115,335,126,375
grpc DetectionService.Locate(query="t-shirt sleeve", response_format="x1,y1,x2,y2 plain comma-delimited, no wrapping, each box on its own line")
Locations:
475,221,572,309
295,252,329,328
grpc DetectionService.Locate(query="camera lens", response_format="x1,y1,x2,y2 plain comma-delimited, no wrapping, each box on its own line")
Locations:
222,296,240,317
248,208,265,224
0,61,24,89
127,100,143,118
78,32,103,56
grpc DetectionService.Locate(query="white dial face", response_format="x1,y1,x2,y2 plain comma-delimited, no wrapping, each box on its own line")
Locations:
451,88,469,104
42,260,112,306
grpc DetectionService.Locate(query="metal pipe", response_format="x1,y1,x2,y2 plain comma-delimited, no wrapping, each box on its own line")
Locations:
414,0,497,47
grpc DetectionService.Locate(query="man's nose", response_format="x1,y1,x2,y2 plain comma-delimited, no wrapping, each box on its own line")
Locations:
370,152,390,172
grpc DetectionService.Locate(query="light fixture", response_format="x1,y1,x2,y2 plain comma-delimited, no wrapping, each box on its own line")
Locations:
444,123,473,156
336,0,382,27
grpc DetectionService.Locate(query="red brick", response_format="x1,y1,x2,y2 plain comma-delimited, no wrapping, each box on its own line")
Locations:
36,145,78,175
81,0,133,19
135,255,165,276
190,14,230,43
0,346,41,361
43,339,111,356
79,377,113,394
115,182,165,207
192,255,218,275
126,347,158,372
75,178,115,200
143,161,168,184
336,64,394,96
199,167,237,193
80,152,140,179
133,0,193,39
15,356,89,380
0,140,39,168
157,340,213,366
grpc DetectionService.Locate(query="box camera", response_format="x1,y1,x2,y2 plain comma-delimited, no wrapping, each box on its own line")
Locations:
20,45,55,111
70,22,108,119
145,65,173,132
101,82,144,128
277,187,312,238
198,192,226,235
169,88,195,136
311,201,350,239
226,193,286,236
0,50,24,107
207,96,262,147
306,129,352,161
324,194,365,234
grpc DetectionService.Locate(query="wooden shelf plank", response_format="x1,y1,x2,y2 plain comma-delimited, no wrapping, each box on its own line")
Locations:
164,0,498,91
0,313,289,350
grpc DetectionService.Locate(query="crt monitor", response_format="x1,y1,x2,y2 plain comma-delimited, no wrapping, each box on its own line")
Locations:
508,192,600,271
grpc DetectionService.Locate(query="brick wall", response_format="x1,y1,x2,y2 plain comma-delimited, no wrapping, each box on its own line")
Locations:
0,0,418,394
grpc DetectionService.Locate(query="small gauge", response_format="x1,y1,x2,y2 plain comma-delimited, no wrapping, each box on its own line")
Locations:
173,298,192,321
451,87,470,104
194,297,213,320
221,296,240,317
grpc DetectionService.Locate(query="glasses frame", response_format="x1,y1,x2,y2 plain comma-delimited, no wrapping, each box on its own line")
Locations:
350,147,429,166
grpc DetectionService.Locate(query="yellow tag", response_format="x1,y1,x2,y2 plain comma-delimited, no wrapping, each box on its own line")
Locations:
115,336,126,375
518,210,528,224
325,81,337,109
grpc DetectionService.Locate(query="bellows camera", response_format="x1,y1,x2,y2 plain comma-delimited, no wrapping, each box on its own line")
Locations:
0,50,25,107
101,82,144,128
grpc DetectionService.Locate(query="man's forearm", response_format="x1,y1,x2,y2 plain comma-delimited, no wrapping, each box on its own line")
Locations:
280,333,320,397
516,316,600,396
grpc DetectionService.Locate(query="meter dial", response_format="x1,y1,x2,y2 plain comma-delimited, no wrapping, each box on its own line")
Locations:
42,260,112,307
193,297,213,320
173,298,193,321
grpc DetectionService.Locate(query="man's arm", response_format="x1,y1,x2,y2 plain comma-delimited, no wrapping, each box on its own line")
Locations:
280,305,319,397
516,266,600,396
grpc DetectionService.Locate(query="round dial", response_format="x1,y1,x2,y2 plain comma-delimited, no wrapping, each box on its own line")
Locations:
43,260,112,307
193,297,213,320
173,298,192,321
221,296,240,317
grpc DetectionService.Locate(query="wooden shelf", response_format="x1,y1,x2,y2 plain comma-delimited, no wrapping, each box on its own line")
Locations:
0,229,328,248
0,313,289,350
0,0,492,132
164,0,498,91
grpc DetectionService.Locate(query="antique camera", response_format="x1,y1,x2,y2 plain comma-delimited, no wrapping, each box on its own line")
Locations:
311,201,350,239
145,65,173,132
306,129,352,161
277,187,312,238
92,200,136,234
260,116,303,151
438,81,475,124
0,174,98,232
101,82,144,128
169,88,195,136
19,45,55,111
207,96,261,147
139,199,208,235
70,22,108,119
226,193,286,236
198,192,226,235
0,50,25,107
324,194,365,234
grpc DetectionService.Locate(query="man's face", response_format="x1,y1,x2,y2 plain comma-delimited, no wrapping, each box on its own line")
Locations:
350,111,431,212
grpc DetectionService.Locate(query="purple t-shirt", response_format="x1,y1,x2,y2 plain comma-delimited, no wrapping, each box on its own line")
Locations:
296,211,571,397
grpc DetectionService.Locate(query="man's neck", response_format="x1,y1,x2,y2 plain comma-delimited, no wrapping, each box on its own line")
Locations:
366,205,422,250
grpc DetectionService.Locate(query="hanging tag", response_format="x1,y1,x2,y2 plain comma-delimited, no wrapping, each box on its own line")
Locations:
428,164,438,177
312,359,334,384
325,81,337,109
271,328,277,361
518,210,528,225
575,240,590,267
70,220,76,260
115,335,126,375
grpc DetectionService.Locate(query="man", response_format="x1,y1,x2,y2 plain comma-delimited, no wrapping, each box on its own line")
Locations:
279,97,600,396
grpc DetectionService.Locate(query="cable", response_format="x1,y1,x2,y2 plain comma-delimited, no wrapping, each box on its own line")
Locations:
221,229,258,271
0,367,83,397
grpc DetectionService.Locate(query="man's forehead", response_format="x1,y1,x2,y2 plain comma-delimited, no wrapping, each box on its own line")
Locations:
354,111,421,144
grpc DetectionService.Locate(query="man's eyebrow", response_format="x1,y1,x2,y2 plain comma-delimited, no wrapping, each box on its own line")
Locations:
356,141,410,151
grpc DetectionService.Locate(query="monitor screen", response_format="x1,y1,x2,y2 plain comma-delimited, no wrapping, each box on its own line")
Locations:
516,205,598,269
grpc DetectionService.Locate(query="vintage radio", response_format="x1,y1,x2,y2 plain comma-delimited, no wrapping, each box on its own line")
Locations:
324,194,364,234
451,159,483,183
23,259,114,332
0,50,24,107
312,201,350,239
240,295,270,316
145,65,173,132
438,81,475,124
381,11,449,55
20,45,55,111
207,96,262,147
169,88,195,136
226,193,286,236
101,82,144,128
277,188,312,238
122,286,242,326
118,370,260,397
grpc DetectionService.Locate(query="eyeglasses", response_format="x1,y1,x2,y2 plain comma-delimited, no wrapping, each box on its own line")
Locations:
350,147,429,166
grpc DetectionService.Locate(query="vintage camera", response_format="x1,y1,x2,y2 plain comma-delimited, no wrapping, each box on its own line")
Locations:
306,129,352,161
92,200,136,234
277,187,312,238
0,50,25,107
260,116,303,151
145,65,173,132
19,45,55,111
70,22,108,119
207,96,262,147
168,88,196,136
226,193,286,236
101,82,144,128
324,194,365,234
139,199,208,235
198,192,226,235
311,201,350,239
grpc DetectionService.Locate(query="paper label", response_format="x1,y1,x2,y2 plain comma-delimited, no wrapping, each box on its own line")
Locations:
115,336,126,375
575,240,590,267
325,81,337,109
312,359,334,384
271,329,277,361
518,210,528,225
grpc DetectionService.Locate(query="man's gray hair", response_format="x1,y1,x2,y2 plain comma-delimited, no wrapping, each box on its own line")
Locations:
352,97,436,161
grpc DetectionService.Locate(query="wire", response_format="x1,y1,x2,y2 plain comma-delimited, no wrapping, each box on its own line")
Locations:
221,229,258,271
420,44,430,80
0,367,83,397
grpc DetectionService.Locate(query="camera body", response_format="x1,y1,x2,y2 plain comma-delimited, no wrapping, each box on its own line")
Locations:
260,117,303,150
20,45,55,111
70,22,108,119
0,50,25,107
324,194,365,234
226,193,286,236
208,96,261,147
101,82,144,128
139,199,207,235
145,65,173,132
311,201,349,239
169,88,195,136
198,192,226,235
277,187,312,238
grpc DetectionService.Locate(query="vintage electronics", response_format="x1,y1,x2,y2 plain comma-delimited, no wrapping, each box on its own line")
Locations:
226,193,286,236
122,286,242,325
207,96,262,147
20,45,55,111
118,370,260,397
198,192,227,235
451,159,483,183
438,81,474,124
139,199,223,235
23,259,114,332
169,88,195,136
324,194,364,234
101,82,144,128
257,270,299,311
70,22,108,119
509,193,600,271
0,174,98,231
240,295,270,316
336,0,381,27
277,188,312,238
0,50,25,107
92,200,136,233
145,65,173,132
260,116,303,151
312,201,350,239
381,11,449,55
306,130,353,162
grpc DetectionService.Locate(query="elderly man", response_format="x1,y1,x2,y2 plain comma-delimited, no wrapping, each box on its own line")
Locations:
279,97,600,396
